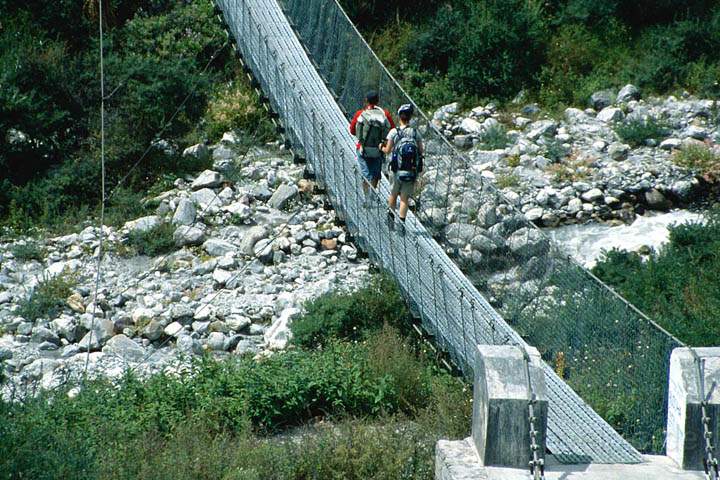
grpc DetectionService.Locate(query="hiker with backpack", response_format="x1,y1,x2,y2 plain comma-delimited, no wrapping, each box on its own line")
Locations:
382,103,423,233
349,91,395,203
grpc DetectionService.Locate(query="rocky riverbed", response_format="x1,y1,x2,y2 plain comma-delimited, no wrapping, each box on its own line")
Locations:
430,85,719,228
0,137,369,397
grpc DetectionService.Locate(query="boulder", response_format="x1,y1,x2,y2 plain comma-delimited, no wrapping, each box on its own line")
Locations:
173,226,205,247
240,226,269,255
191,170,224,190
182,143,210,162
581,188,604,203
50,315,85,343
526,120,558,140
265,308,301,350
617,84,640,103
460,118,483,134
31,326,60,346
103,334,145,362
268,184,299,210
78,320,114,351
189,188,218,208
203,238,236,257
660,138,682,150
596,107,624,123
123,215,160,234
507,228,549,258
589,90,615,110
172,198,196,226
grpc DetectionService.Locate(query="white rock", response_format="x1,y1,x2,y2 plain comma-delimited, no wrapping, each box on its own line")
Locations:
173,226,205,247
617,84,640,103
123,215,160,234
191,170,224,190
172,198,196,226
189,188,218,208
164,322,184,337
212,268,233,286
103,334,145,362
182,143,210,162
207,332,228,351
581,188,604,202
264,308,301,350
660,138,682,150
203,238,236,257
460,118,483,134
596,107,625,123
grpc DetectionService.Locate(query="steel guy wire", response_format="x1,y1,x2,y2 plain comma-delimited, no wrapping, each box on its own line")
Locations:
85,0,107,377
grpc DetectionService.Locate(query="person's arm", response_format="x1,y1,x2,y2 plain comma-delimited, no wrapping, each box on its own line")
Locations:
349,109,362,136
382,136,394,155
384,109,396,130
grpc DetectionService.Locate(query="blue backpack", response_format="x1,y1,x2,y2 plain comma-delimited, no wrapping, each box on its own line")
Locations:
391,127,421,182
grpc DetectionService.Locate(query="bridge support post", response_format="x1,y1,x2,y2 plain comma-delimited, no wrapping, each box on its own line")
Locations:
667,347,720,471
471,345,548,468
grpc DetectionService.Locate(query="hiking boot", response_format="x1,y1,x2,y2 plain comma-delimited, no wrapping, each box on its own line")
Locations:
398,219,406,237
387,210,396,231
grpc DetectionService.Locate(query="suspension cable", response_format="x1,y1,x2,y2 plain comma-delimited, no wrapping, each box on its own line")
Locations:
84,0,107,377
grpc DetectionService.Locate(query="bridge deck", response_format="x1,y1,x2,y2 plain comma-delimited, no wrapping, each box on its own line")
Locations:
216,0,643,464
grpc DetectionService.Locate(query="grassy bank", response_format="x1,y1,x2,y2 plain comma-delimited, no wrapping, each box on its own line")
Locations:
592,212,720,346
0,275,471,479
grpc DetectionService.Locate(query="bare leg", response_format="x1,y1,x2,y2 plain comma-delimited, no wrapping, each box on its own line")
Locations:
388,192,398,211
399,192,410,220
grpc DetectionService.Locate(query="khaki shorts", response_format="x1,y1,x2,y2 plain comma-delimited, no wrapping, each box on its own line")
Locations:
391,173,416,196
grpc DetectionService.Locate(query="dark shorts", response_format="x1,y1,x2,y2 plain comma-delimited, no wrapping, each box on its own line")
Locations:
356,150,382,182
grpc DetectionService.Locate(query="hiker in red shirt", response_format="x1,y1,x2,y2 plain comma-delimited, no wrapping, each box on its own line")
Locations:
349,91,395,205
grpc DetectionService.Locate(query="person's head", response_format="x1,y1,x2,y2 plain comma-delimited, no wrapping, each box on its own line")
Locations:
398,103,414,124
365,90,379,106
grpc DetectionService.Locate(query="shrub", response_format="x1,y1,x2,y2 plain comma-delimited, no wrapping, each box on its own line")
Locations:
18,270,77,321
447,0,547,101
592,213,720,346
672,144,720,180
126,222,176,257
614,116,669,147
203,78,276,142
10,241,46,261
478,124,509,150
291,274,413,349
495,173,520,189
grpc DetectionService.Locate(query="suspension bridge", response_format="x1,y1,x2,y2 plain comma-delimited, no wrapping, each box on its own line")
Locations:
213,0,715,472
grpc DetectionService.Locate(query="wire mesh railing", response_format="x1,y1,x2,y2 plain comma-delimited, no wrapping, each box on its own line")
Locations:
275,0,688,456
213,0,667,464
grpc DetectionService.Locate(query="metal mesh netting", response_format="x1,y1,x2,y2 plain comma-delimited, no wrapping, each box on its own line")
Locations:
213,0,676,463
275,0,684,455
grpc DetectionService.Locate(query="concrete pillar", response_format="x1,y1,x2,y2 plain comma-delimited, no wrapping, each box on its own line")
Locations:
667,347,720,471
471,345,548,468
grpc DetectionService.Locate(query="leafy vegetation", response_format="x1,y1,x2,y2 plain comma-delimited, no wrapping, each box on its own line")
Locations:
0,0,273,233
672,144,720,180
0,274,471,479
592,213,720,346
18,270,77,321
478,124,509,150
291,274,413,349
126,222,177,257
346,0,720,110
10,241,46,262
614,116,670,147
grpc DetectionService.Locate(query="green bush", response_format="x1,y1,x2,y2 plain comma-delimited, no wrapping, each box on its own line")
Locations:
10,241,46,261
672,144,720,180
592,213,720,346
291,274,413,349
614,116,669,147
126,222,176,257
18,270,77,321
478,124,509,150
447,0,547,101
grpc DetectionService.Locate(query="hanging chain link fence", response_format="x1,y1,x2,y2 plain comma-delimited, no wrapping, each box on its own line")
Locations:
212,0,701,464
